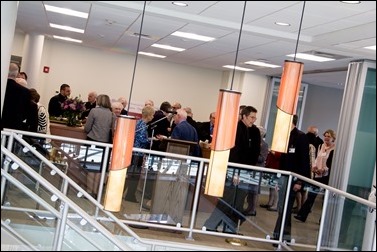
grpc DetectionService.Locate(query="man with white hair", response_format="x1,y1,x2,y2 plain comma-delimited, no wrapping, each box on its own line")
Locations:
80,91,97,119
118,97,128,115
170,108,199,156
2,63,33,130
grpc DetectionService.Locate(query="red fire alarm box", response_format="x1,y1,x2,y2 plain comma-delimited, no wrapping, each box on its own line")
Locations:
43,66,50,73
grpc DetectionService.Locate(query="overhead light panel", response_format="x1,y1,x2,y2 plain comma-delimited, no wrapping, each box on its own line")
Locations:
244,60,281,68
287,52,335,62
275,22,291,26
340,1,361,4
151,44,185,52
172,2,188,7
364,45,376,51
50,23,84,33
171,31,215,42
138,52,166,58
53,35,82,43
45,4,88,19
223,65,254,72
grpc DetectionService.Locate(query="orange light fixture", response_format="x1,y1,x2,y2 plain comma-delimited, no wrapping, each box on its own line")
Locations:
103,1,147,212
271,60,304,153
204,1,247,197
271,0,306,153
104,116,136,211
205,89,241,197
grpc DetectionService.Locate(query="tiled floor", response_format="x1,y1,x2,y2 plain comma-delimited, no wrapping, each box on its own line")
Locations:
2,166,324,251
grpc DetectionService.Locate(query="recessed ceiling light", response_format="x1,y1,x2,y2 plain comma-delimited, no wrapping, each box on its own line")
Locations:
50,23,84,33
138,52,166,58
223,65,254,72
340,1,361,4
172,2,188,7
244,60,281,68
53,35,82,43
44,4,88,19
275,22,291,26
286,53,335,62
152,44,185,52
171,31,215,42
364,45,376,51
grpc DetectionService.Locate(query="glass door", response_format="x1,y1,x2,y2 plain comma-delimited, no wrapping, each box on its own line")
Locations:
264,77,308,147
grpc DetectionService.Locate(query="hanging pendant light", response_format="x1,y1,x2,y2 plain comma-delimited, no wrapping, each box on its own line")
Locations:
271,1,306,153
104,1,147,211
204,89,241,197
204,2,247,197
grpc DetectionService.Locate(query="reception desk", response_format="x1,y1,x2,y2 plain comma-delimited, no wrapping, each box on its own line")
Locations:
50,122,86,140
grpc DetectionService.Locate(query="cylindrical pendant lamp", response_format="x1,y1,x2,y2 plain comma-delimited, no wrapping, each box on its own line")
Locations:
270,60,304,153
104,115,136,211
205,89,241,197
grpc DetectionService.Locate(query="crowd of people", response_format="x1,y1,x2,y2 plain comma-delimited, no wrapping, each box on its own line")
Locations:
2,62,337,245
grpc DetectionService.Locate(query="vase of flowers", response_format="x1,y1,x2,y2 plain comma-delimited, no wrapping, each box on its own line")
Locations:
61,96,85,127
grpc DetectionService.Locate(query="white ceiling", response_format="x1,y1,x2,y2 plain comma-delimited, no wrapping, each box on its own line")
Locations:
15,1,376,89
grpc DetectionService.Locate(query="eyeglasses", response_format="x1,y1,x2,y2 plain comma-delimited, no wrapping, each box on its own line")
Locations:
247,115,257,120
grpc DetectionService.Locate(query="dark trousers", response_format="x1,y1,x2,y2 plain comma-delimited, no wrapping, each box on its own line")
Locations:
124,155,144,201
296,176,328,221
273,177,296,241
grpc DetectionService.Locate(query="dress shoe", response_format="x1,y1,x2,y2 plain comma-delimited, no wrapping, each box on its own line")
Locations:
294,215,306,222
267,207,277,212
260,204,271,208
243,211,256,216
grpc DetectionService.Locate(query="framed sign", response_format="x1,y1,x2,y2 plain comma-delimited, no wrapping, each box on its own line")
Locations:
10,55,22,67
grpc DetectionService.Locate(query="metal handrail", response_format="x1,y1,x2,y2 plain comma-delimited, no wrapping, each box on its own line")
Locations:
1,146,131,250
2,129,375,250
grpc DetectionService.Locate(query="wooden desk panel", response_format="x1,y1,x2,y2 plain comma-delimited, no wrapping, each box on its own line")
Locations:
50,122,86,140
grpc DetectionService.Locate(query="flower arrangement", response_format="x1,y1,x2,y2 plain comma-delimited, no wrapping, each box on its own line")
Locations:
61,96,85,126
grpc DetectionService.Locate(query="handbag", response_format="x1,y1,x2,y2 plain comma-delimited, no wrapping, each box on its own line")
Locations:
265,151,281,169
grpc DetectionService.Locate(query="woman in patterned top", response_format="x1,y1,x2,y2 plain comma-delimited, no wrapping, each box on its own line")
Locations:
124,105,155,202
29,88,50,135
295,129,336,222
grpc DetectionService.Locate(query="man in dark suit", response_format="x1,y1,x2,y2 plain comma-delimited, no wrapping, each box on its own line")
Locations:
148,101,172,151
80,91,97,119
198,112,216,143
48,84,71,117
2,63,33,131
204,106,261,233
170,108,199,156
273,115,311,245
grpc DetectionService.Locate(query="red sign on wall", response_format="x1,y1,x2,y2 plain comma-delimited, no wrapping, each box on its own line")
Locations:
43,66,50,73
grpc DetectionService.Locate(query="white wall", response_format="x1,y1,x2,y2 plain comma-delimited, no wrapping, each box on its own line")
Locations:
302,84,344,135
12,32,343,129
12,32,270,122
240,73,269,126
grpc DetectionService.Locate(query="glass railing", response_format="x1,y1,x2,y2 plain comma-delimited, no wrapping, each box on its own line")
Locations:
2,129,375,251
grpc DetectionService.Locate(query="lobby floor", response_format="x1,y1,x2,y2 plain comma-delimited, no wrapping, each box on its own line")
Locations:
2,172,324,251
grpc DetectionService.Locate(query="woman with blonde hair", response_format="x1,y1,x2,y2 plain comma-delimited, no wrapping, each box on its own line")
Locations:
125,105,155,202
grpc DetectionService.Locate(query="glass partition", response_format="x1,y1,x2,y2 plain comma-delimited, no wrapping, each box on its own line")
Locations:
265,78,308,146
